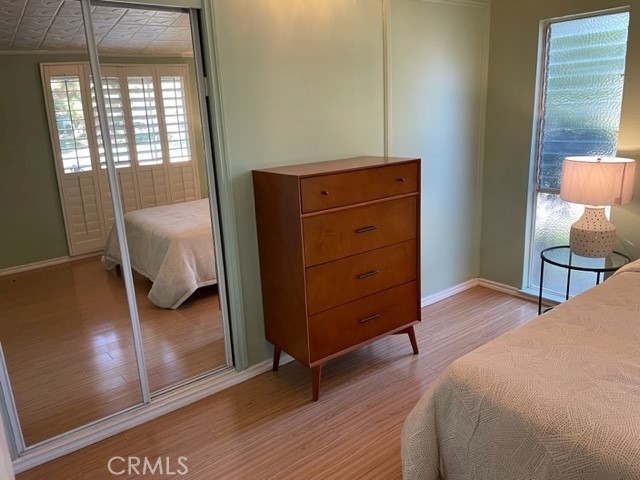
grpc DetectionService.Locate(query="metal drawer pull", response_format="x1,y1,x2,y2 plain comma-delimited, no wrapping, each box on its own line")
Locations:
359,313,381,324
356,270,379,280
355,225,378,234
321,190,329,195
397,177,406,182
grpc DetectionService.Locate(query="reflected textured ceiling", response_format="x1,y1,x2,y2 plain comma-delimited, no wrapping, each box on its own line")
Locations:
0,0,193,55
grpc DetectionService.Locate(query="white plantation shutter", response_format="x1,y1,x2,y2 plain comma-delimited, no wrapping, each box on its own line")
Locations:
127,76,163,166
41,63,200,256
161,75,191,163
91,75,131,169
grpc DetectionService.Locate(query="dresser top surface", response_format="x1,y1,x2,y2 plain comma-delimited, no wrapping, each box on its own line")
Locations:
253,156,420,177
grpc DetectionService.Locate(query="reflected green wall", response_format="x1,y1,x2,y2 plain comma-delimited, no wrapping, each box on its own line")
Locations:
480,0,640,288
0,54,206,269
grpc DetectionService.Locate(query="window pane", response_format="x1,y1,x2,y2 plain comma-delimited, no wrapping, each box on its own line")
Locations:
91,76,131,169
127,76,163,166
530,193,609,297
161,75,191,163
537,12,629,191
49,76,92,173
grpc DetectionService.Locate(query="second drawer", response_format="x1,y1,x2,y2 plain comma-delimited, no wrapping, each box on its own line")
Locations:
305,239,417,315
303,195,417,267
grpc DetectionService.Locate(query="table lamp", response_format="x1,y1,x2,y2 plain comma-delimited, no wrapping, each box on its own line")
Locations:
559,156,636,258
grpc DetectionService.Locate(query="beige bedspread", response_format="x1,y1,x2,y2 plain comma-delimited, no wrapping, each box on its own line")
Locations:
104,199,217,309
402,261,640,480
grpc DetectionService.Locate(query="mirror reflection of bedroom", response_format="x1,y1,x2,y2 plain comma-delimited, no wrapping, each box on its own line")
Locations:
0,1,227,448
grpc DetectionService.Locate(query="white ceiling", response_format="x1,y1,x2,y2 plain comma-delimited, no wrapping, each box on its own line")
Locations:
0,0,193,55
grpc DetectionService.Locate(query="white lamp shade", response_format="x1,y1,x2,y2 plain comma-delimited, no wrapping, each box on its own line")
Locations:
560,156,636,206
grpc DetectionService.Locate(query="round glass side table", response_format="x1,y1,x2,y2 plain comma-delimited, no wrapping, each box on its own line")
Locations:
538,245,631,315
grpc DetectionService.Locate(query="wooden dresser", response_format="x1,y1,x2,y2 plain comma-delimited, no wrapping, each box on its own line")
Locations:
252,156,421,400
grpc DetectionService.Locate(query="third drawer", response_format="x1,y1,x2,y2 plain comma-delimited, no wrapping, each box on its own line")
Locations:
305,239,417,315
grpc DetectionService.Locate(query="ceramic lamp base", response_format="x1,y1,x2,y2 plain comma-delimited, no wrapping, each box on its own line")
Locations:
569,206,616,258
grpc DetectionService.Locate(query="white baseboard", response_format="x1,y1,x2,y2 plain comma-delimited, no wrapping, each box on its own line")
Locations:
420,278,480,307
421,277,543,308
0,254,97,276
477,278,520,296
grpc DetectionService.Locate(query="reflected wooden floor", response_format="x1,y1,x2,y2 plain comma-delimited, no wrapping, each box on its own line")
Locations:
16,287,538,479
0,256,226,447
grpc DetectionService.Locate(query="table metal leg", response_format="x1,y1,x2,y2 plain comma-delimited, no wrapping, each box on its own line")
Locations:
565,251,573,300
538,257,545,315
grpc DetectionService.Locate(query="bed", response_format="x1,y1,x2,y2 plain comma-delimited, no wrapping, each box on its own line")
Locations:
402,259,640,480
103,199,217,309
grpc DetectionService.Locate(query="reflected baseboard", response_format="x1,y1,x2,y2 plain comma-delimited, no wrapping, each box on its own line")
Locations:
12,355,292,474
0,253,99,277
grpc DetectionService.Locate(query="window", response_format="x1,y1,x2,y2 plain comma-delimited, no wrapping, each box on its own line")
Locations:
50,75,92,173
44,64,192,173
528,11,629,298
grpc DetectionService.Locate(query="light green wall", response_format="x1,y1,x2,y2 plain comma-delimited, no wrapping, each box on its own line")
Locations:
212,0,385,364
211,0,489,364
480,0,640,287
0,54,206,269
388,0,489,296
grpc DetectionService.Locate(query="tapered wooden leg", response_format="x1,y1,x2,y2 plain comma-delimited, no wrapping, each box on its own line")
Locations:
311,364,323,401
406,326,419,355
272,346,282,372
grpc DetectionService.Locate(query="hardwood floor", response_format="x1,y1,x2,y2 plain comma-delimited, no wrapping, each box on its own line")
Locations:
0,257,226,447
16,286,538,479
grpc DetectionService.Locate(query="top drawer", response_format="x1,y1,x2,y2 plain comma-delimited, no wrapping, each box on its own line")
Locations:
300,162,418,213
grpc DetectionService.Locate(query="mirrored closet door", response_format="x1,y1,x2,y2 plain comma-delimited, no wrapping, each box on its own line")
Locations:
86,2,228,395
0,0,229,452
0,0,145,447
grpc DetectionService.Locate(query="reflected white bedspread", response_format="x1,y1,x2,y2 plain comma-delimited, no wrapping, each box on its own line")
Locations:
402,260,640,479
104,199,217,309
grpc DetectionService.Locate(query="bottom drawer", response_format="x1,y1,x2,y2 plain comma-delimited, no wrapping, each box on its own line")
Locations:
308,281,419,362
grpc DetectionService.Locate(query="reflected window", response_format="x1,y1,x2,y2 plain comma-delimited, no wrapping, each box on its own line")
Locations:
128,76,163,166
161,75,191,163
91,76,131,169
50,75,92,173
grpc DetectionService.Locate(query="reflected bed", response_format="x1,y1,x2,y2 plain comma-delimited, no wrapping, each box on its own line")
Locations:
104,199,217,309
402,260,640,479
